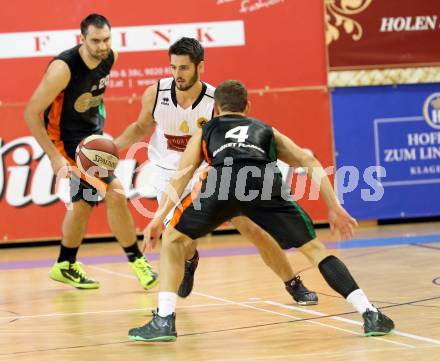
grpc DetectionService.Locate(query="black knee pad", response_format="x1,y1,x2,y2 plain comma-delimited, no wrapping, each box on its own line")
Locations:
318,255,359,298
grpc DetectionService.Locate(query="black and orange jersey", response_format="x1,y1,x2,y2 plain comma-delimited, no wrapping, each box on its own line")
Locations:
201,114,277,166
44,45,114,162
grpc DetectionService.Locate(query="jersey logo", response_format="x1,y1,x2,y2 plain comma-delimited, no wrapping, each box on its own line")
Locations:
99,75,110,89
74,92,104,113
197,117,209,128
180,120,189,133
161,97,170,106
164,134,192,152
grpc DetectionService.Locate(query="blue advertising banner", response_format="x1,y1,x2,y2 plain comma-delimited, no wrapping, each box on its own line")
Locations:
331,83,440,219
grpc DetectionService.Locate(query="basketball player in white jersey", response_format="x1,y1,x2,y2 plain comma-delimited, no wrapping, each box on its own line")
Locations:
115,38,318,305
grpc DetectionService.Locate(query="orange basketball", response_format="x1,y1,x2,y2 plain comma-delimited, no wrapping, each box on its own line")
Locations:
75,134,119,178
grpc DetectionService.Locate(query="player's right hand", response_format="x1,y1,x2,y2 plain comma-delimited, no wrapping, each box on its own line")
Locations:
50,154,71,178
142,218,163,252
328,204,358,240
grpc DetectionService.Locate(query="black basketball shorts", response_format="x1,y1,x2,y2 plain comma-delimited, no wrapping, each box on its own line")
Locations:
170,164,316,249
69,171,116,207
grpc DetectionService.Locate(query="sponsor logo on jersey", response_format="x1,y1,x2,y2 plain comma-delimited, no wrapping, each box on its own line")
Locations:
197,117,209,128
180,120,189,133
164,134,192,152
74,92,104,113
161,97,170,106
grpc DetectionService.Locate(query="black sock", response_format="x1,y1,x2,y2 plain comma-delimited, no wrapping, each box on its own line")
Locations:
123,241,143,262
318,255,359,298
58,243,79,263
187,250,199,263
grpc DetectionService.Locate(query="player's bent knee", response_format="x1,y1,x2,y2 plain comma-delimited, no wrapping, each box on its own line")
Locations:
104,178,126,203
299,239,328,266
104,187,127,206
163,226,192,246
231,217,267,245
68,200,93,221
230,216,251,232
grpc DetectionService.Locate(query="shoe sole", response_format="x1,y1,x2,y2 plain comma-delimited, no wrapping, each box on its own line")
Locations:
365,328,394,337
49,274,100,289
143,276,160,291
296,300,319,306
128,335,177,342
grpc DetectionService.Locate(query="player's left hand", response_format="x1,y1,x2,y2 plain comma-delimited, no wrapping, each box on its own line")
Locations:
328,204,358,240
142,218,163,252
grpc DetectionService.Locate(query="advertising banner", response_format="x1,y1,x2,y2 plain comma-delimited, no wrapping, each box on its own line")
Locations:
0,0,333,242
0,0,328,101
331,83,440,219
326,0,440,69
0,88,332,242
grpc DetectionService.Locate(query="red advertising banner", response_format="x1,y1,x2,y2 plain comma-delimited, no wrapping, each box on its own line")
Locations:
0,0,332,242
326,0,440,69
0,0,327,102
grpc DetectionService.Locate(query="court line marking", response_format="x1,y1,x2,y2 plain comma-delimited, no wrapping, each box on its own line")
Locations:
88,266,440,348
1,265,414,351
202,346,440,361
88,265,141,279
90,264,440,348
2,237,439,271
88,265,414,348
0,301,263,321
265,300,440,346
191,291,414,349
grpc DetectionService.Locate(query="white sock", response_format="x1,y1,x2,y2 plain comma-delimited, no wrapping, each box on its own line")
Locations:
157,292,177,317
346,289,377,314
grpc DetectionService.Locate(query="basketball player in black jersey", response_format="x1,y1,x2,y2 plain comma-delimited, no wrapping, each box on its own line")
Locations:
128,80,395,342
116,37,318,306
24,14,158,290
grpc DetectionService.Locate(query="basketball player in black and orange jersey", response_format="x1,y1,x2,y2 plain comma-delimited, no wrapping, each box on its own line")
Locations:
115,37,318,305
24,14,158,290
128,80,395,342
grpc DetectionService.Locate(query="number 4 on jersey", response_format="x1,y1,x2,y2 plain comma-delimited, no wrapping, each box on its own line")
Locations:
225,126,249,143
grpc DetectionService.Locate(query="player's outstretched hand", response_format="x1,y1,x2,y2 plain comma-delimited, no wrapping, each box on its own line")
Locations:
328,204,358,240
142,218,163,252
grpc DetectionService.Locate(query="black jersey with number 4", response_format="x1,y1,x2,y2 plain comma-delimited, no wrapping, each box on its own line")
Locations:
174,114,316,248
202,114,277,166
43,45,114,162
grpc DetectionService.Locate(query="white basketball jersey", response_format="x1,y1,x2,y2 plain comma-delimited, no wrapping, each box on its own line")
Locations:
149,77,215,170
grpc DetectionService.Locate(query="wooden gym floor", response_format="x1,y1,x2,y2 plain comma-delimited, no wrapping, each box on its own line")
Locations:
0,222,439,361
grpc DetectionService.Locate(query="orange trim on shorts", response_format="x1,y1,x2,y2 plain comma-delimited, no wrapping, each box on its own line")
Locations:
71,166,110,195
199,166,210,181
202,140,211,164
47,93,109,194
169,169,208,227
47,92,76,166
169,193,194,228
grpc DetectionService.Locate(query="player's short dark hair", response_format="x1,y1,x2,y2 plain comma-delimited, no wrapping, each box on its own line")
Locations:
168,37,204,65
214,80,248,113
80,14,111,36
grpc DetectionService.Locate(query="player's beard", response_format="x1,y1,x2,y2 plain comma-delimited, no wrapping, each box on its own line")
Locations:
175,68,199,91
86,44,110,61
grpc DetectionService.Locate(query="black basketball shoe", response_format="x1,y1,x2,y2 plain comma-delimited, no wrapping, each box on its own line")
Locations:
128,310,177,342
178,250,199,298
285,276,319,305
363,309,395,336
